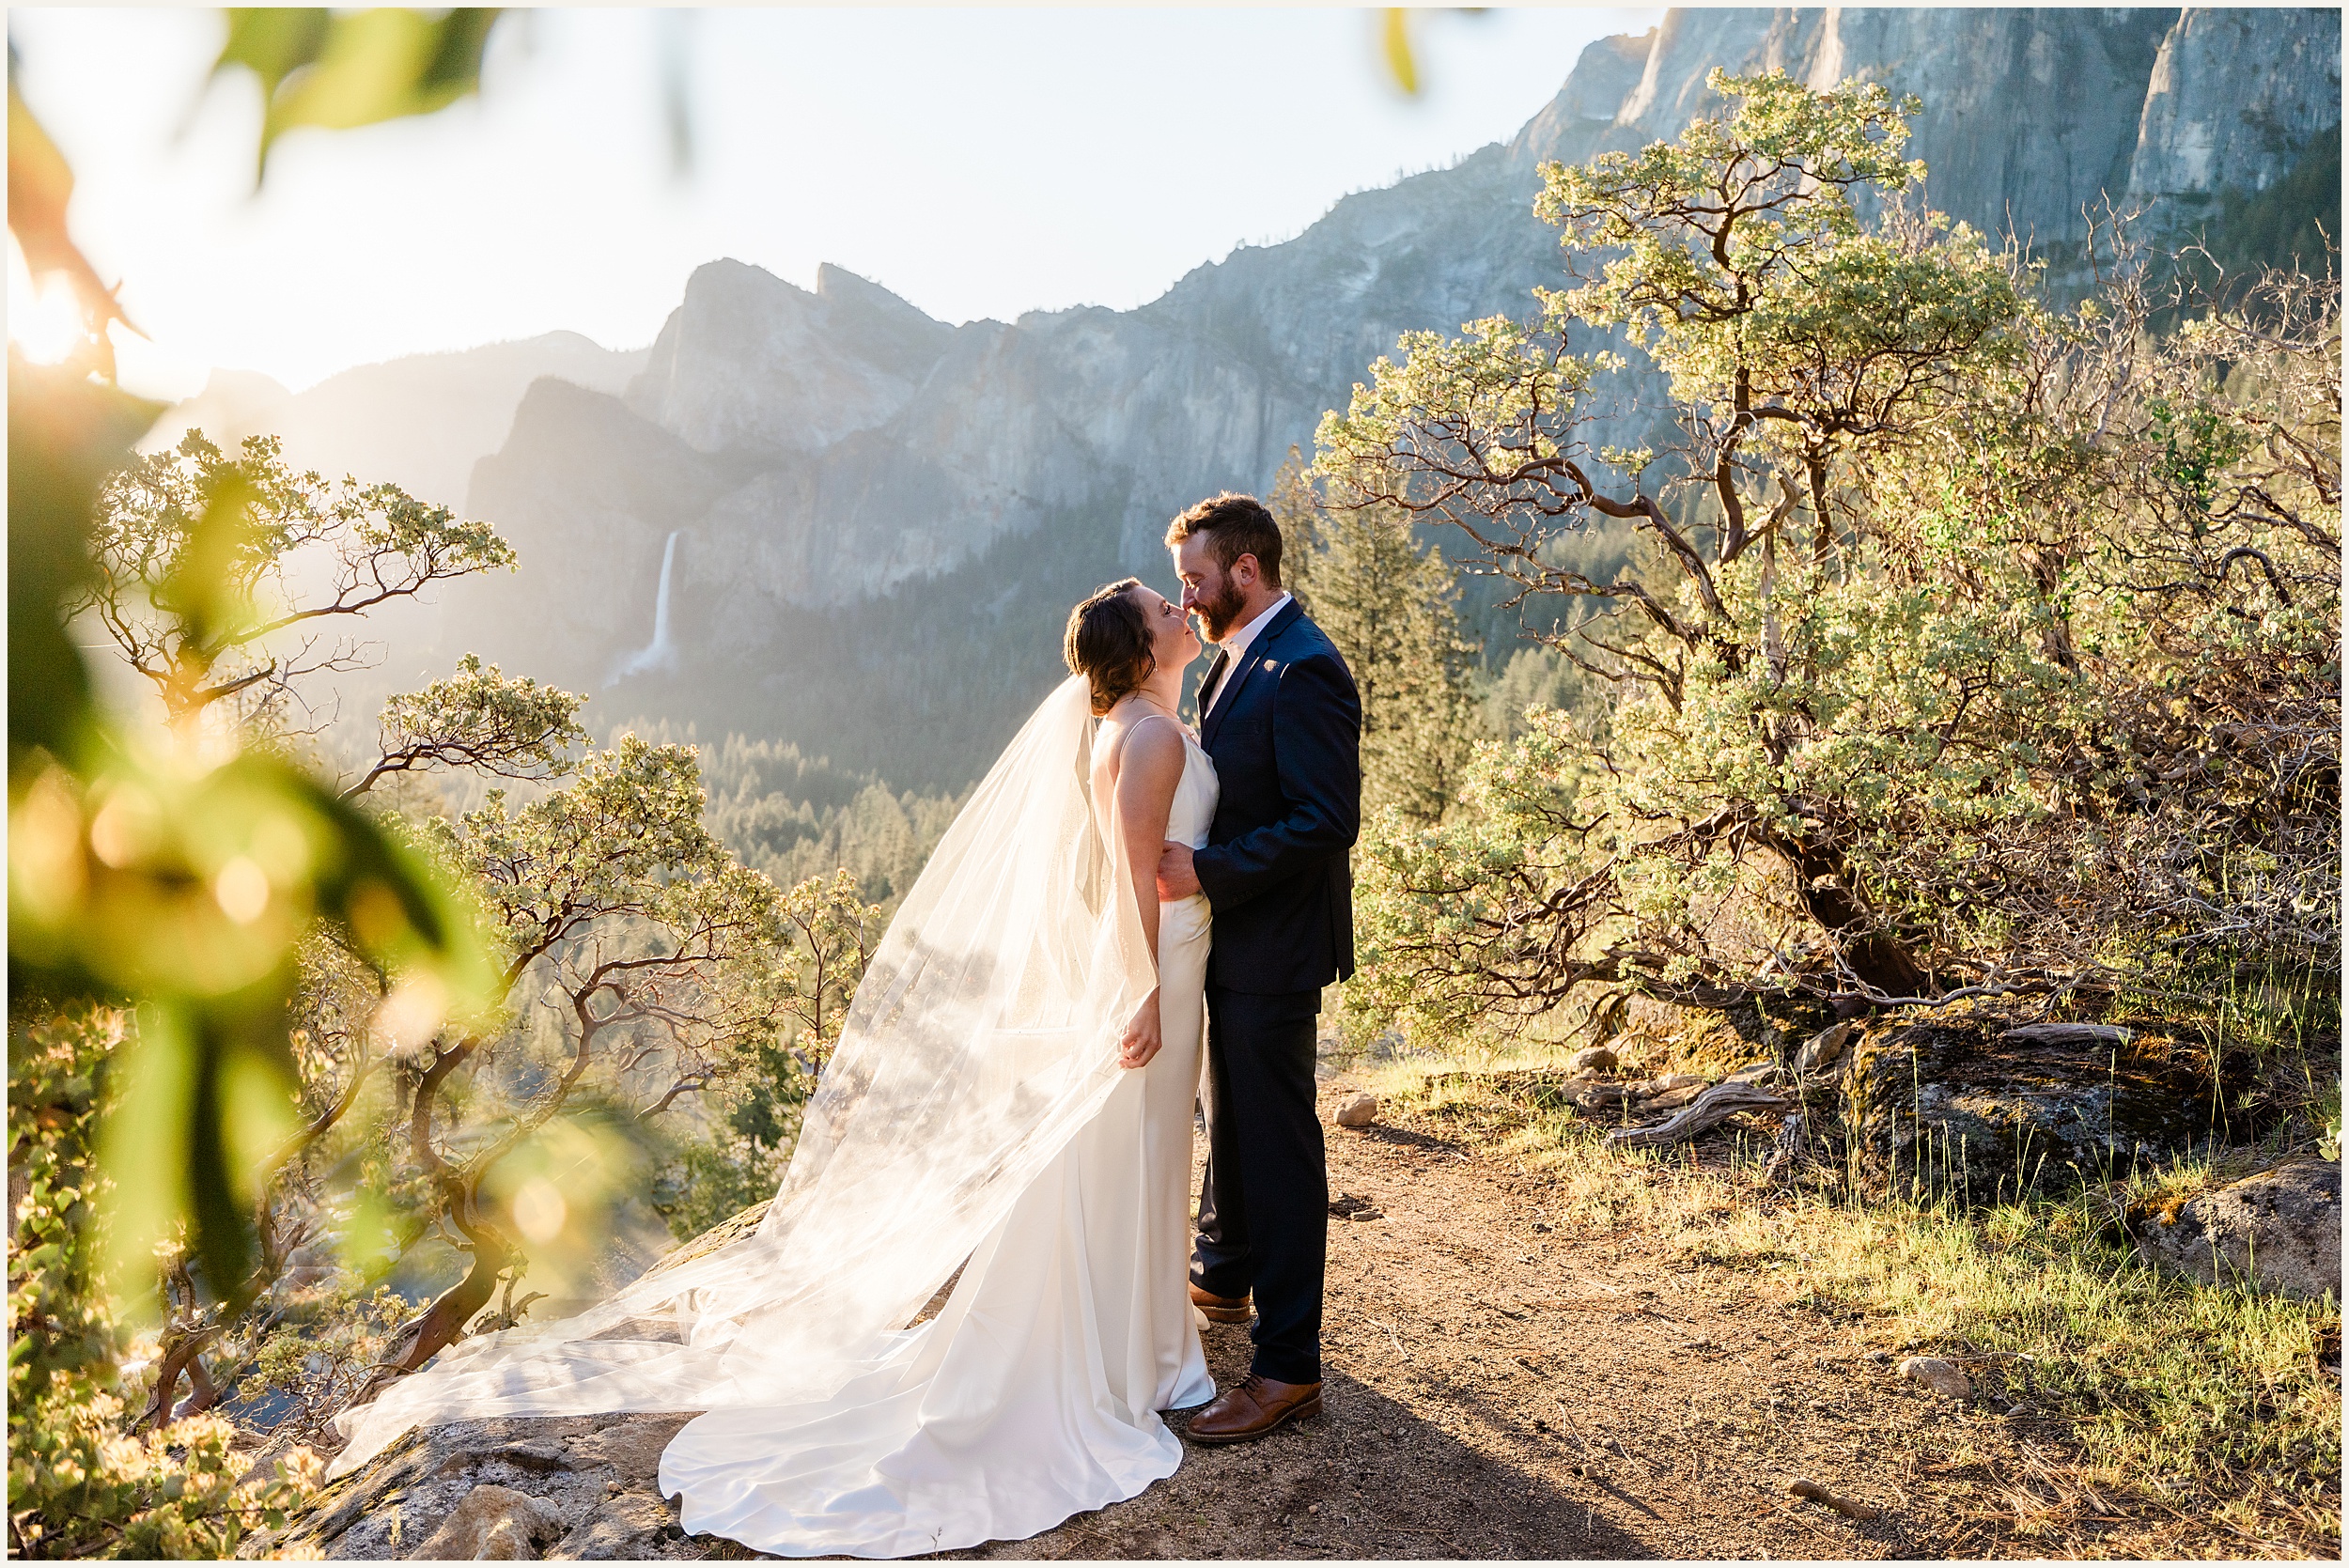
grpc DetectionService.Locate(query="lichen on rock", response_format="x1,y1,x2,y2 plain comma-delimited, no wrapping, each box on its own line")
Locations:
2133,1160,2342,1300
1841,1008,2251,1203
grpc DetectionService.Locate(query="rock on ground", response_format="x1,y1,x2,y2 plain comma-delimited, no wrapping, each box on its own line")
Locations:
1332,1092,1379,1128
645,1201,770,1280
2136,1160,2342,1299
1894,1357,1973,1402
246,1413,702,1560
1843,1010,2250,1203
410,1484,568,1560
1796,1021,1856,1076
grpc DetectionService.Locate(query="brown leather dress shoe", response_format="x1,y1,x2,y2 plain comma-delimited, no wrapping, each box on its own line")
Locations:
1184,1373,1323,1444
1189,1282,1252,1325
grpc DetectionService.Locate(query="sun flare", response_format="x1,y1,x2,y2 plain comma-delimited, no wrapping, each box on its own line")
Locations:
5,239,91,365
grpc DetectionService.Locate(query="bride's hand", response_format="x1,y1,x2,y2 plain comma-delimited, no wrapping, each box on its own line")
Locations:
1118,988,1163,1070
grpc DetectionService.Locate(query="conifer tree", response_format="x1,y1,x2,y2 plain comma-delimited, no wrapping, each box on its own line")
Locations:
1273,449,1480,826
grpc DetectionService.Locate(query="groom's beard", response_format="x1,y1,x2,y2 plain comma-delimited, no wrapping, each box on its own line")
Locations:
1194,579,1249,644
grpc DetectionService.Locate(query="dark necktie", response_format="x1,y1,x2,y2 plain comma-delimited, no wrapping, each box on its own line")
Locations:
1198,650,1231,718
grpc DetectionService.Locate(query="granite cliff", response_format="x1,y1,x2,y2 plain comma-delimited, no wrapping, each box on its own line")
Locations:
272,7,2337,790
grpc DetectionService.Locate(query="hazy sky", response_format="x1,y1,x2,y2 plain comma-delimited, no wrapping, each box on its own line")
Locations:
8,7,1659,397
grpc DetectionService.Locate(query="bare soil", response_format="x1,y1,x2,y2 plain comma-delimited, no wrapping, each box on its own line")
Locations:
279,1079,2196,1562
933,1081,2041,1560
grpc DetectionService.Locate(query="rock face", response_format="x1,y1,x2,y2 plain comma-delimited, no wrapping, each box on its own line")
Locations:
2135,1160,2342,1299
627,260,957,460
326,8,2338,789
1842,1013,2250,1202
457,377,745,700
2128,8,2344,202
409,1483,569,1560
257,1414,707,1560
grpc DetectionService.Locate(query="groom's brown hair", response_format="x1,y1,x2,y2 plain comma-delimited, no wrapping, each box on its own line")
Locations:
1165,492,1283,588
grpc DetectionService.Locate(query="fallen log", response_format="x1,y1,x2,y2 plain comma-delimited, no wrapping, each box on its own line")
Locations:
1999,1022,2132,1047
1606,1081,1790,1149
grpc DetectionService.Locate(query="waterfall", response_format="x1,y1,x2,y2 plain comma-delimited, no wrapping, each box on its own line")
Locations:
607,530,681,686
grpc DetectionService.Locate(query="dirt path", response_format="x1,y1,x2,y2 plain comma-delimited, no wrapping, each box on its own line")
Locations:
942,1081,2029,1561
280,1080,2046,1561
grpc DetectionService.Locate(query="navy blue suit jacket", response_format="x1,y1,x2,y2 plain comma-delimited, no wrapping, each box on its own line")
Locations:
1193,598,1362,995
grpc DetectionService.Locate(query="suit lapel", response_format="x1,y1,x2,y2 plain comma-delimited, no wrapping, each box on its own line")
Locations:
1193,648,1229,727
1199,598,1303,751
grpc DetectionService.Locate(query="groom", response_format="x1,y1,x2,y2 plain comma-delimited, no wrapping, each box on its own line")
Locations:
1155,492,1361,1444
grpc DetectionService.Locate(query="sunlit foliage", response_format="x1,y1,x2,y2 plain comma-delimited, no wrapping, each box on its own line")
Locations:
1316,71,2341,1042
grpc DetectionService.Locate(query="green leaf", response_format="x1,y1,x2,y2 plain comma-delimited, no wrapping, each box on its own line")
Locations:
7,357,163,768
211,8,332,106
215,8,506,179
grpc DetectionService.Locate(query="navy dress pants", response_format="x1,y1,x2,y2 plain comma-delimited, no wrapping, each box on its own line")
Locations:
1190,985,1327,1386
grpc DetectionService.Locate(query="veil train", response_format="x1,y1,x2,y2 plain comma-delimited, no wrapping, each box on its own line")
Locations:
329,675,1153,1478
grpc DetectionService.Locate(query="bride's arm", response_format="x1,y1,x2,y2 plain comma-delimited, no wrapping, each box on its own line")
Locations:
1112,715,1187,1068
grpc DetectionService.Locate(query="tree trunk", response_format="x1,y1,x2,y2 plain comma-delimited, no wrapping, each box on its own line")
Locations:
345,1175,513,1412
139,1326,224,1432
1772,831,1931,996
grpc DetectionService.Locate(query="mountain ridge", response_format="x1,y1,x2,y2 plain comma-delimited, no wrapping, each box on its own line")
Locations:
172,8,2339,791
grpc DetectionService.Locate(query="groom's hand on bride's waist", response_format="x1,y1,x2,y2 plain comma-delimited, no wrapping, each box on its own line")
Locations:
1156,841,1202,901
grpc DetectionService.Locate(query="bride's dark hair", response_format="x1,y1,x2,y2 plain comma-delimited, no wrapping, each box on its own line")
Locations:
1064,578,1154,717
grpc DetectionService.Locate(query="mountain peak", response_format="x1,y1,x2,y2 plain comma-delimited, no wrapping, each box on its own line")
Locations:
626,258,955,458
1508,26,1660,172
816,262,938,324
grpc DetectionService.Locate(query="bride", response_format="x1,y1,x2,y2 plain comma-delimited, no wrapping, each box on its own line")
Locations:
329,577,1218,1558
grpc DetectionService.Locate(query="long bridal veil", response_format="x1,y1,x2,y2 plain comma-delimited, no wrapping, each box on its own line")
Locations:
329,675,1154,1478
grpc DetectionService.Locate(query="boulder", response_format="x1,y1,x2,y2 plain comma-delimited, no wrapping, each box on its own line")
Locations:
1843,1013,2248,1203
252,1413,701,1560
2135,1160,2341,1299
1331,1092,1379,1129
552,1492,690,1560
1568,1046,1619,1074
409,1484,567,1560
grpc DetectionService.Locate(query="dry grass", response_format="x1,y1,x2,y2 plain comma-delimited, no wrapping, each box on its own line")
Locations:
1351,1032,2343,1559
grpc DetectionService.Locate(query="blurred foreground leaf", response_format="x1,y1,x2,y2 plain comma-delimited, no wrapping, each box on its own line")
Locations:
213,7,505,179
8,351,499,1305
1381,8,1419,96
6,68,139,377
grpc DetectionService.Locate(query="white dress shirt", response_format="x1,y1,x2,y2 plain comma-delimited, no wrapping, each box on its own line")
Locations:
1204,591,1292,720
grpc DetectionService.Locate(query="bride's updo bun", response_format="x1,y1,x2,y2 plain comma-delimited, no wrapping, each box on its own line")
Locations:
1065,578,1155,716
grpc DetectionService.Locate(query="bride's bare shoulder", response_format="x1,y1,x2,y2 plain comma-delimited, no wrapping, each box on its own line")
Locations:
1097,701,1187,780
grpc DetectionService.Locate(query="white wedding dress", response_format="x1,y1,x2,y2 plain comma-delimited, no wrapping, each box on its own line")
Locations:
658,720,1220,1555
327,678,1220,1560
